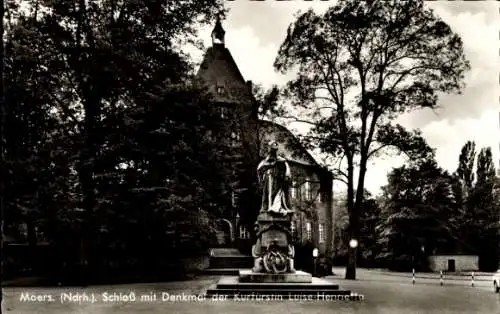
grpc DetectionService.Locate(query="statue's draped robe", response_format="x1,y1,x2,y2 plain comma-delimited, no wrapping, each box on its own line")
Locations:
257,155,291,215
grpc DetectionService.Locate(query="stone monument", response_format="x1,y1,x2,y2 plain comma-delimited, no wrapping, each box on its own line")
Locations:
249,141,296,276
238,141,312,283
206,142,354,298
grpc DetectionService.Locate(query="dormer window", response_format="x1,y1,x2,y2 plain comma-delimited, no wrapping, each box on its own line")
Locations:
217,85,225,95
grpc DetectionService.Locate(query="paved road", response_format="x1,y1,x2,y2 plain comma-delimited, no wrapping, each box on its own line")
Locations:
2,269,500,314
358,267,493,282
334,267,494,290
328,267,500,313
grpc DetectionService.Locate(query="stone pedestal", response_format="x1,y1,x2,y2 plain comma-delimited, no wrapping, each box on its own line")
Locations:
204,143,359,299
204,212,358,299
255,212,290,247
251,212,295,275
205,275,354,299
239,269,312,283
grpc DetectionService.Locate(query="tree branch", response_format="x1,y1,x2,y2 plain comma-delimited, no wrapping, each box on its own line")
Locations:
323,48,345,106
367,143,390,159
279,115,317,126
333,176,348,185
332,168,348,180
310,53,349,145
316,105,337,111
385,65,439,91
314,96,338,104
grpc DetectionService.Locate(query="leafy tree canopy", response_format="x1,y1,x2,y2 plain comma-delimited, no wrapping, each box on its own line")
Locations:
273,0,469,278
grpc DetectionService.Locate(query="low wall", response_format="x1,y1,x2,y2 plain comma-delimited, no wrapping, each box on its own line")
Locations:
428,255,478,272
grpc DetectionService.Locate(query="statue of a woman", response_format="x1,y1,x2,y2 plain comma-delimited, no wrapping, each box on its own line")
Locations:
257,141,293,215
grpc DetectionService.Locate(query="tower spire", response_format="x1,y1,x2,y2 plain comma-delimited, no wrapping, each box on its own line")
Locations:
211,13,225,46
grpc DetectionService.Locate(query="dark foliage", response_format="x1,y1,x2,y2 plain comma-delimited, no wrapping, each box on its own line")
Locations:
3,0,227,284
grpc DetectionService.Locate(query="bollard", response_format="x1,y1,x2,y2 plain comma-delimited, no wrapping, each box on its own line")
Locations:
412,268,415,285
440,270,444,286
471,272,475,287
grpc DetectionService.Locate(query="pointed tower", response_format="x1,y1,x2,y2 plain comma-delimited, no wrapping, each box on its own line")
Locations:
211,15,226,46
196,17,253,105
195,16,261,250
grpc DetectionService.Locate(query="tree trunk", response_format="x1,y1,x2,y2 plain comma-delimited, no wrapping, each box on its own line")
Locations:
324,170,334,261
345,209,360,279
345,162,357,280
345,158,367,280
0,0,5,312
75,0,100,285
77,96,100,285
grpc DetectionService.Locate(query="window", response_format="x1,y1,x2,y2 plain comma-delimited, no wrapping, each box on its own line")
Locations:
230,131,240,141
290,221,296,236
304,180,311,201
230,131,240,146
219,107,227,118
290,180,297,199
319,224,325,243
231,191,238,207
217,85,225,95
306,222,312,241
19,223,28,238
239,225,250,239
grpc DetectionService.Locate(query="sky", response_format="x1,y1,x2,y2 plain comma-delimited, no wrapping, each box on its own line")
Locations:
190,0,500,195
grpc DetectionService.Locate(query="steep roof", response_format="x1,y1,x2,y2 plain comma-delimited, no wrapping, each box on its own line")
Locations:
258,120,322,167
195,21,324,171
196,44,253,104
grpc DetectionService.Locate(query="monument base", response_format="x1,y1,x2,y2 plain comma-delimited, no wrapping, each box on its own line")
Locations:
239,269,312,283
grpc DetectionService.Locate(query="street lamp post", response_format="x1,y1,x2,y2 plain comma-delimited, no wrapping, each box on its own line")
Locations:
420,245,425,270
349,239,358,279
312,248,318,277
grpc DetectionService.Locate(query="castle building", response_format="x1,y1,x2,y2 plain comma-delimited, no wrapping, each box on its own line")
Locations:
196,18,334,257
